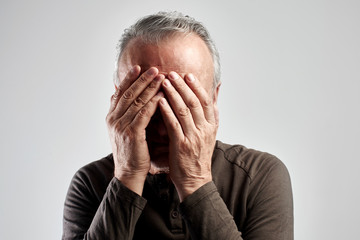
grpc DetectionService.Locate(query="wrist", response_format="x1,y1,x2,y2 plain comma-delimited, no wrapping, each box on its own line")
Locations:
114,170,147,196
174,177,212,202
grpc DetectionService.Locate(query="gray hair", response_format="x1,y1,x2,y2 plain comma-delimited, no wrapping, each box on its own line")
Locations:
113,11,221,90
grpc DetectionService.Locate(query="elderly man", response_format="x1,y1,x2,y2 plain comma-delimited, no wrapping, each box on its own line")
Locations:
63,12,293,240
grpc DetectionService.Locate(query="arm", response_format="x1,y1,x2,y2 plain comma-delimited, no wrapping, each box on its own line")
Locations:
178,159,293,240
159,72,293,239
159,72,217,201
179,181,243,240
63,174,146,240
107,65,164,196
63,66,165,239
159,72,245,239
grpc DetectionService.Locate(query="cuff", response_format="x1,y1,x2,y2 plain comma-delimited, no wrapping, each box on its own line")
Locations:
108,177,147,210
179,181,217,214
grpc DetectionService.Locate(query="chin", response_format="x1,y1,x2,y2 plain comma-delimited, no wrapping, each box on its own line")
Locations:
149,152,170,175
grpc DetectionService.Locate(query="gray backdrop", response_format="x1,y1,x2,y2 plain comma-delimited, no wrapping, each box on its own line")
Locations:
1,0,359,239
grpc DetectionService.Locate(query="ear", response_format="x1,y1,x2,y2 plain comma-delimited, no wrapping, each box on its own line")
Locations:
114,84,118,90
212,82,221,104
212,82,221,126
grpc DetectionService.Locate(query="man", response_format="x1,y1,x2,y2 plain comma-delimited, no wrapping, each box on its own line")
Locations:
63,11,293,240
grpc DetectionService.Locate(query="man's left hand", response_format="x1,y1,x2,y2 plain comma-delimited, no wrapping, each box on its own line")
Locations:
159,72,218,202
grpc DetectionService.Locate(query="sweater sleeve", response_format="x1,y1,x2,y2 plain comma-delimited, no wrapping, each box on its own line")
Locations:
178,159,293,240
179,181,244,240
62,174,147,240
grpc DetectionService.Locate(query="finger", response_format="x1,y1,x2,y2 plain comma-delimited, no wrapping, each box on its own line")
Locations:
185,73,216,124
130,91,164,133
108,65,141,114
158,97,183,140
121,74,164,125
113,67,159,118
108,87,121,114
162,79,196,135
168,72,205,126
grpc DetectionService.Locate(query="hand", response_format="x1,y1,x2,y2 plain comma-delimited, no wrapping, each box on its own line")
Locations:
159,72,219,201
106,66,164,195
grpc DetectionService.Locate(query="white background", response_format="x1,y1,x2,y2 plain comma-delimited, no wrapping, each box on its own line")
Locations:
1,0,359,239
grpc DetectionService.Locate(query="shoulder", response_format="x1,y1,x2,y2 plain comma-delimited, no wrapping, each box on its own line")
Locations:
213,140,287,182
212,141,293,226
75,154,114,179
69,154,115,201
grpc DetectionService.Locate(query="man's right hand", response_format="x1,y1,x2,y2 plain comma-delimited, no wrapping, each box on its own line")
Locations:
106,65,164,195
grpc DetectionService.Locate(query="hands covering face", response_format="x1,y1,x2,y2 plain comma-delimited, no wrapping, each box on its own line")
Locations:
106,65,219,200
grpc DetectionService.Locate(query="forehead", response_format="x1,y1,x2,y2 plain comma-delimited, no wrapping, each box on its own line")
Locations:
118,33,214,91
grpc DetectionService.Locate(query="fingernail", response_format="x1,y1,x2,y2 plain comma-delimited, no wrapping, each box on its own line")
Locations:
155,74,164,82
160,98,167,105
131,65,139,74
187,73,195,82
169,71,179,80
146,67,158,76
156,91,164,97
163,79,171,87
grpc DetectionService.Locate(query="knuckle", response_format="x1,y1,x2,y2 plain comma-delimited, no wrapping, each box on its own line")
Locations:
148,81,158,89
106,113,121,126
134,97,146,107
148,98,157,107
188,98,200,109
149,97,157,104
113,87,123,99
139,75,148,84
123,89,134,100
178,107,190,117
138,107,149,118
105,114,113,124
172,121,181,131
203,96,212,107
113,92,119,100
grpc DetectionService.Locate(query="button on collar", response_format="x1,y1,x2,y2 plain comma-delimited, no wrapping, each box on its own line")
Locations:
171,210,179,218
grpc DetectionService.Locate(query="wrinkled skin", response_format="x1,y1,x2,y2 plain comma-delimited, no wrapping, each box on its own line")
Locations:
106,33,220,201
